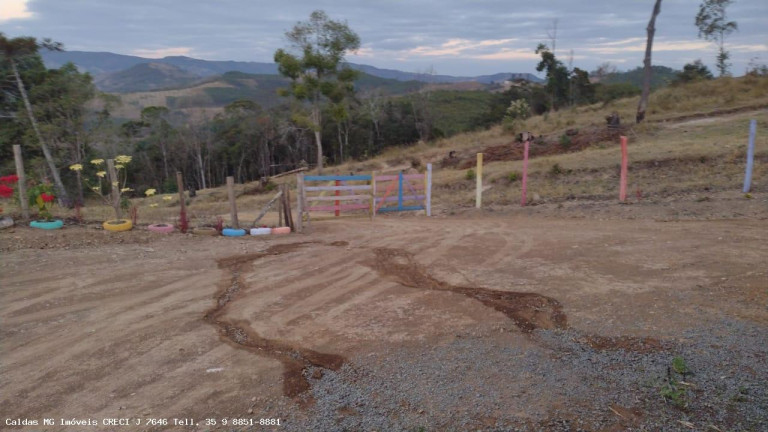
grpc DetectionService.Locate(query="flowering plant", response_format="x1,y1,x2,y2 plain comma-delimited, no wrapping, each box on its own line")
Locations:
27,181,56,221
0,174,19,214
71,155,134,220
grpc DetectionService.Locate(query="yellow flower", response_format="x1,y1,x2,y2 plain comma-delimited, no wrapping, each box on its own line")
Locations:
115,155,132,164
120,187,133,193
115,164,124,170
162,195,173,201
69,164,83,171
145,188,157,197
96,171,106,178
90,159,104,165
111,181,119,187
91,186,100,192
149,203,159,208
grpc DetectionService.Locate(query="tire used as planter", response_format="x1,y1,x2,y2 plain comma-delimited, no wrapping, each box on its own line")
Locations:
0,216,14,230
192,227,219,236
103,219,133,232
250,227,271,236
30,219,64,230
271,226,291,235
222,228,247,237
147,223,174,233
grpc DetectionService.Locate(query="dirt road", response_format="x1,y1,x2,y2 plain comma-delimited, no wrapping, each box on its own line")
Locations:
1,213,766,431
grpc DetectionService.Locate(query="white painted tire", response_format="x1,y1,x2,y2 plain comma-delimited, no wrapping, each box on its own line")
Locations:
250,227,272,236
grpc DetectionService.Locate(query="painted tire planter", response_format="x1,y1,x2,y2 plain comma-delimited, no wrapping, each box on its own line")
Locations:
271,226,291,235
30,219,63,230
148,223,174,233
103,219,133,232
192,227,219,236
0,216,14,230
222,228,247,237
250,227,271,236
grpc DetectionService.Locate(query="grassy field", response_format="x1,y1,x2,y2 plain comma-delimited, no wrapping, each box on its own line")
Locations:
20,75,768,227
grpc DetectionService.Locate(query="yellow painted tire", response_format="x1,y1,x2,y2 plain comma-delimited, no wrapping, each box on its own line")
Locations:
192,227,219,236
103,219,133,232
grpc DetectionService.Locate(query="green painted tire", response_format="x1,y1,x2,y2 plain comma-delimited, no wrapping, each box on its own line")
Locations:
30,219,63,230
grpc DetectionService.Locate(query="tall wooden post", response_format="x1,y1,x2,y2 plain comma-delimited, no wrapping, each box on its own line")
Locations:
475,153,483,208
371,171,377,220
106,159,121,219
226,176,239,229
297,174,304,233
521,140,530,206
176,171,188,233
743,119,757,193
619,136,628,202
426,164,432,217
12,145,30,220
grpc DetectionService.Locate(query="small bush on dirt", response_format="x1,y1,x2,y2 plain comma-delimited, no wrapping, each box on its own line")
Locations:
465,169,476,181
507,171,521,182
559,134,573,149
659,356,691,409
549,163,566,176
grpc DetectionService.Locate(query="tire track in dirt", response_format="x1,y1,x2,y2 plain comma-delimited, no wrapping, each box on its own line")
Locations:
204,242,347,399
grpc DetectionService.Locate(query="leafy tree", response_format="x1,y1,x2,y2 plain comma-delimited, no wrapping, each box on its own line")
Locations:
29,62,96,204
535,44,569,111
674,60,714,84
274,10,360,172
696,0,738,76
569,67,595,106
0,33,70,204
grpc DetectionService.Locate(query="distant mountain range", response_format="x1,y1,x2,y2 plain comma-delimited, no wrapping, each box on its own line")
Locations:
41,51,543,93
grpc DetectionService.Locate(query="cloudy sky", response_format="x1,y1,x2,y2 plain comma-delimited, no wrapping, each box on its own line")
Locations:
2,0,767,77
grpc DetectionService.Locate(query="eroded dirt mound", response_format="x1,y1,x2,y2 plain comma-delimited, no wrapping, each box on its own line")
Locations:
445,125,627,169
369,247,567,332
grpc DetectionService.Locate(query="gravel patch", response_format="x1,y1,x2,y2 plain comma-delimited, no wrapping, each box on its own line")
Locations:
278,317,767,431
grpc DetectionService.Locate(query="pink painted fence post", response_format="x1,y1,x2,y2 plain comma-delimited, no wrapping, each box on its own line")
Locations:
619,136,628,202
521,139,530,206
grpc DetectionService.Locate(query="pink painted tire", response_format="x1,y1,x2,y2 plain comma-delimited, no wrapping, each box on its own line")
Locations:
271,226,291,235
148,223,174,233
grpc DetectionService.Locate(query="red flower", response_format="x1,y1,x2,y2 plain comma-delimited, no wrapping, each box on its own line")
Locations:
0,184,13,198
41,192,55,203
0,174,19,184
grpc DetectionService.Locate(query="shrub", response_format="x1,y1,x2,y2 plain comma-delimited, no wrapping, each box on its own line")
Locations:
465,169,476,181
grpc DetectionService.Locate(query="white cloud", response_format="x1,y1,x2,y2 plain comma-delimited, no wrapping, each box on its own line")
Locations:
0,0,33,22
131,47,194,58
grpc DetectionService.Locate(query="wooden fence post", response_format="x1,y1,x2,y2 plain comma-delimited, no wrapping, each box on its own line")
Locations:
176,171,188,233
106,159,121,219
371,171,377,220
12,145,29,220
296,174,304,233
619,136,628,202
743,119,757,193
426,164,432,217
521,140,529,206
475,153,483,208
226,176,239,229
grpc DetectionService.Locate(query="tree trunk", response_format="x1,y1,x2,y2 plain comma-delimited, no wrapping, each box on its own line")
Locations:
637,0,662,124
11,60,71,205
311,104,323,173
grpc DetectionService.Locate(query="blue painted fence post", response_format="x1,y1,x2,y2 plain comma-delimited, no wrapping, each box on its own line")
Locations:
398,171,404,211
743,119,757,193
